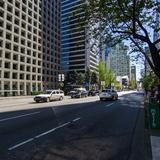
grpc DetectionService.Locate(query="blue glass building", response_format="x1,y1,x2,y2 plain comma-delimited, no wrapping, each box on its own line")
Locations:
61,0,99,74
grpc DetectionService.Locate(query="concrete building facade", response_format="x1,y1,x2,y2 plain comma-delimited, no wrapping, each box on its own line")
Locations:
0,0,60,96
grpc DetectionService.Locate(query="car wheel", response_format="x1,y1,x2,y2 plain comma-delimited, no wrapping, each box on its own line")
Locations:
59,96,63,101
36,100,40,103
46,97,50,102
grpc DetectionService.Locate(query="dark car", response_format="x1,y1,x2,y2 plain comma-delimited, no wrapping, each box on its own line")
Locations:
88,90,99,96
71,90,88,98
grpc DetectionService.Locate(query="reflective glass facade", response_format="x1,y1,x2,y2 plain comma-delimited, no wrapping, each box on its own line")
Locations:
61,0,86,73
61,0,99,74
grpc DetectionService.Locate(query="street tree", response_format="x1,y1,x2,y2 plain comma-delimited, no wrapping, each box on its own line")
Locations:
142,73,159,92
105,69,116,88
98,60,106,82
77,72,85,85
85,67,92,89
91,71,99,85
98,60,116,88
129,79,137,89
65,70,79,84
85,0,160,79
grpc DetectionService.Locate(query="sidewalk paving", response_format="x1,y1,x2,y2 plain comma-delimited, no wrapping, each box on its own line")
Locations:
144,99,160,160
0,95,34,100
150,130,160,160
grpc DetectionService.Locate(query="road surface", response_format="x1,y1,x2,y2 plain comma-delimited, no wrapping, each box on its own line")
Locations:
0,91,145,160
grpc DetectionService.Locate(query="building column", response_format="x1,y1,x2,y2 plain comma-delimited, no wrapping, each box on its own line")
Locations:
10,81,12,96
35,82,38,91
17,81,20,96
24,82,27,95
41,82,43,91
1,80,4,96
30,82,32,95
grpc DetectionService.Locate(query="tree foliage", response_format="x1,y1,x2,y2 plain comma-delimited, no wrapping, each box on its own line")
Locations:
85,0,160,78
91,71,99,85
85,67,91,83
129,79,137,89
142,73,159,91
65,70,85,85
98,60,116,88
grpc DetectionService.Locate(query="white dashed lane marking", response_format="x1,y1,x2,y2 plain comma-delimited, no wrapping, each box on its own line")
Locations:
8,117,81,151
106,103,114,107
0,112,40,123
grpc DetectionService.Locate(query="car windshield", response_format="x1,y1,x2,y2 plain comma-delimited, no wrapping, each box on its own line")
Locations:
102,90,111,93
75,90,81,93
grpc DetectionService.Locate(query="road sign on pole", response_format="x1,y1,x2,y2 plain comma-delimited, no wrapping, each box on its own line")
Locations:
58,74,65,82
101,81,105,86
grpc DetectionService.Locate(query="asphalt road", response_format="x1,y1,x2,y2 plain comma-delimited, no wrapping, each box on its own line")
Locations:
0,92,145,160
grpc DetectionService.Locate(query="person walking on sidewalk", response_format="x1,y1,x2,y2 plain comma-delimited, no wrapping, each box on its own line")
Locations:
155,85,160,104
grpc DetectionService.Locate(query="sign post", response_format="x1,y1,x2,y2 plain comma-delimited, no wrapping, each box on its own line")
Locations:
58,74,65,82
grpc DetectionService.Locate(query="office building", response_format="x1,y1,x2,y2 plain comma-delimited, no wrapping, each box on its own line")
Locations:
107,43,130,78
61,0,99,74
131,65,136,81
0,0,60,96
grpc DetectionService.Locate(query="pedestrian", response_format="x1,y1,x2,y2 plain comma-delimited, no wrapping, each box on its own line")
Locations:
156,88,160,104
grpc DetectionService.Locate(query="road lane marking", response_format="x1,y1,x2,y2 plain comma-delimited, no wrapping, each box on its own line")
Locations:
8,117,81,150
8,138,34,151
35,122,71,138
106,103,114,107
0,112,40,122
72,117,81,122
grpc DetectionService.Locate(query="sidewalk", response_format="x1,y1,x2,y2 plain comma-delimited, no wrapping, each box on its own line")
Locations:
144,100,160,160
150,130,160,160
0,95,34,100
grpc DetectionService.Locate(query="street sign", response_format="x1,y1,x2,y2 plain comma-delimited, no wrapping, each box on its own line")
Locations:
58,74,65,82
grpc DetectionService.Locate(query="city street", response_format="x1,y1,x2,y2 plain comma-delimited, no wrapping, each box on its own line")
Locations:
0,92,145,160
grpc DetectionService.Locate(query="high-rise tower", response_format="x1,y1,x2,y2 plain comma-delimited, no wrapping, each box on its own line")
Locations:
61,0,99,75
0,0,60,96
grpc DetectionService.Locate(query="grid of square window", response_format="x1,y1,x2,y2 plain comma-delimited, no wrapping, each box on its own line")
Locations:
0,0,61,96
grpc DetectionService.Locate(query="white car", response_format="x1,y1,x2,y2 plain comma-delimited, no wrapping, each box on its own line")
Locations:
34,90,64,102
99,89,118,101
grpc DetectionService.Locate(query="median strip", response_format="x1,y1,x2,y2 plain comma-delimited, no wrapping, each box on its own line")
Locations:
8,117,81,151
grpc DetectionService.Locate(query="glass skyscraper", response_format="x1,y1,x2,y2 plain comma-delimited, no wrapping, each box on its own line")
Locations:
61,0,99,74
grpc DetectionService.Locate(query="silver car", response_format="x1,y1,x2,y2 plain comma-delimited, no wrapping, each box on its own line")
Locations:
99,89,118,101
34,90,64,102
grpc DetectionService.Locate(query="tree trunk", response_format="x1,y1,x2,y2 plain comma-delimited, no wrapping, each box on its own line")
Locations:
149,44,160,79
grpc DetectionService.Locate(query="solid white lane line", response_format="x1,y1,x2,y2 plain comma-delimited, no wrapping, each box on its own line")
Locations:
0,112,40,122
72,117,81,122
8,138,34,151
106,103,114,107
